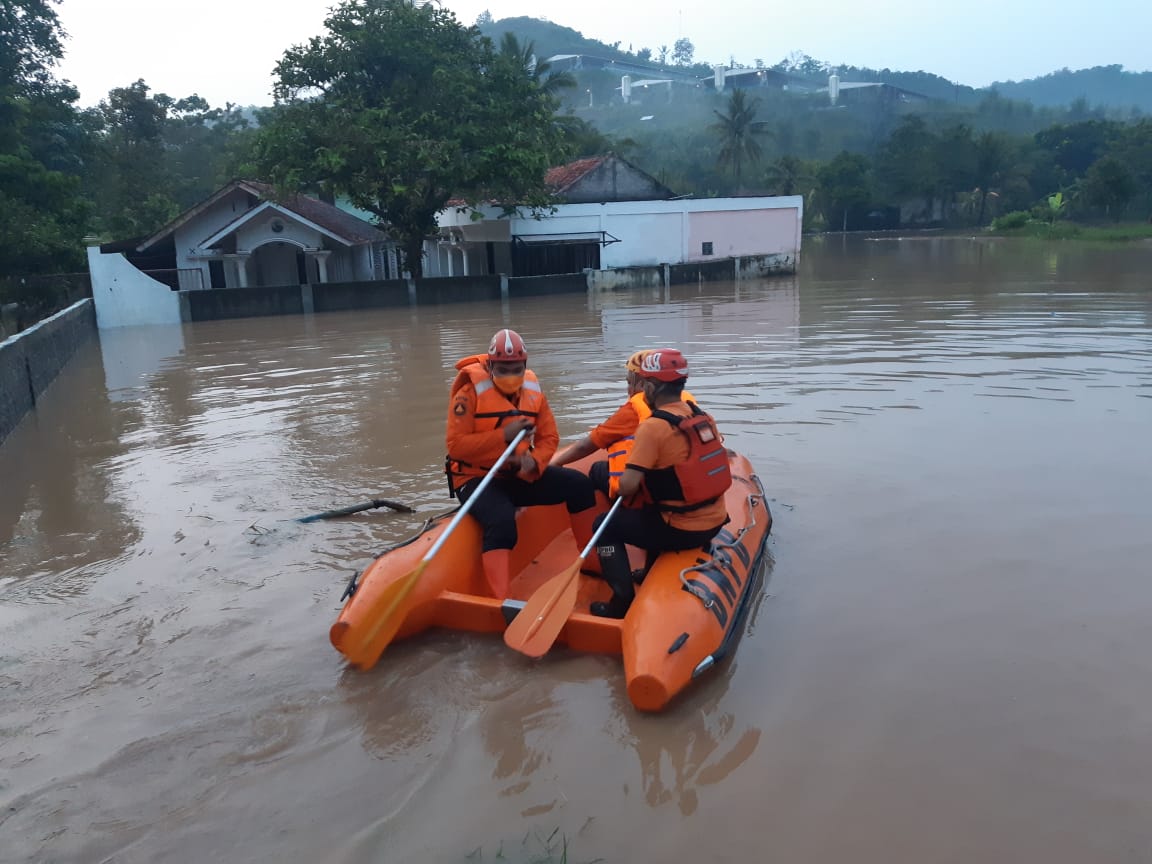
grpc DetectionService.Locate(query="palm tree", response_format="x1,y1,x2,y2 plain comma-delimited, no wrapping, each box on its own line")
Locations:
763,155,811,196
973,132,1011,225
497,33,575,96
709,89,769,192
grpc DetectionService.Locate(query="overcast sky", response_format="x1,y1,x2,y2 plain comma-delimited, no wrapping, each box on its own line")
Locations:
56,0,1150,108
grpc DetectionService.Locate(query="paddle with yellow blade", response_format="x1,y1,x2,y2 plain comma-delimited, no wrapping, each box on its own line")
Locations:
338,428,530,669
504,495,625,658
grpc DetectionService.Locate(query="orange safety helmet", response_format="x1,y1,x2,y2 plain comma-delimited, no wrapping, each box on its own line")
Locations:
488,328,527,363
636,348,689,382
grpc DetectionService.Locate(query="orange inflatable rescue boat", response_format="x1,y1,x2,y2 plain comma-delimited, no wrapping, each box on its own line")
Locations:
329,450,772,712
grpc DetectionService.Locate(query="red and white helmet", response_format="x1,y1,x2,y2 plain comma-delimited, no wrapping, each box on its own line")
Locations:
488,328,527,363
636,348,689,382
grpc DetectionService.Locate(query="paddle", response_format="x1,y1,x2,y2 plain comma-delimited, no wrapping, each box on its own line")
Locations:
297,497,415,523
341,428,530,669
503,496,625,659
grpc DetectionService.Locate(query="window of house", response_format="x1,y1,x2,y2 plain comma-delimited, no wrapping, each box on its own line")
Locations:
702,241,713,255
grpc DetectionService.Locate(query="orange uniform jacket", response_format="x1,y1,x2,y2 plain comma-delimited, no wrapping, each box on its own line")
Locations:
588,390,697,496
445,355,559,491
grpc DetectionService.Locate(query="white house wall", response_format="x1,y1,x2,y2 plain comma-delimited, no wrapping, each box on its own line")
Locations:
441,195,803,271
174,189,253,288
602,212,683,267
235,215,322,253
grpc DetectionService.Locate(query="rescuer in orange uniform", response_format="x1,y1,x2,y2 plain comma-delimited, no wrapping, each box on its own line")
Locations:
550,349,697,498
589,349,732,618
445,328,598,599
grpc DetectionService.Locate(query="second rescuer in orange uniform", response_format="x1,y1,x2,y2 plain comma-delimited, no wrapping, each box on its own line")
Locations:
590,349,732,618
551,349,697,497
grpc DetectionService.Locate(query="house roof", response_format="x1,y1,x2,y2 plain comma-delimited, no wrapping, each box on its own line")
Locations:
442,159,606,209
443,154,672,210
545,157,609,195
242,182,387,244
136,180,386,252
198,200,370,249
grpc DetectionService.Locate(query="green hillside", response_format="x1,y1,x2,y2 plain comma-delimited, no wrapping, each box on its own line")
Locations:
477,15,637,64
990,66,1152,114
484,15,1150,113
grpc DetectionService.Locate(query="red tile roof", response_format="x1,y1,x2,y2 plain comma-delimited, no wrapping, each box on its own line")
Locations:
444,157,608,210
544,156,607,194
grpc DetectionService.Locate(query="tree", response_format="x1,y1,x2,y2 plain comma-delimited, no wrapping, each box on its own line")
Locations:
817,151,871,231
553,115,621,158
657,45,669,65
874,115,938,215
710,89,768,191
89,79,179,237
636,47,652,63
972,132,1013,224
1,0,91,281
672,37,695,67
475,9,492,26
933,124,976,216
1034,120,1118,178
1,0,64,97
497,32,575,96
1082,156,1134,220
763,155,811,196
254,0,570,276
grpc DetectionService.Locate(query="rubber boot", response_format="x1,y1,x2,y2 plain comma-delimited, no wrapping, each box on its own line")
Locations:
590,542,635,619
568,506,602,576
481,549,512,600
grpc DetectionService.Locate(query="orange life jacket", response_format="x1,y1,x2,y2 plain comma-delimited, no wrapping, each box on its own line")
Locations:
445,355,543,493
642,403,732,513
606,390,697,496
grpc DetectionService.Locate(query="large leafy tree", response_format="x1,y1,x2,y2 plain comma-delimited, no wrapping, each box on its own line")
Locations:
972,131,1014,224
873,115,938,208
90,79,178,238
671,38,695,67
254,0,570,276
87,80,254,239
817,151,871,231
1081,156,1134,220
1,0,90,283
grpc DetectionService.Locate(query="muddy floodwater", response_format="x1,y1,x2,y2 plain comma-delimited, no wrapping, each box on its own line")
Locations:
2,236,1151,863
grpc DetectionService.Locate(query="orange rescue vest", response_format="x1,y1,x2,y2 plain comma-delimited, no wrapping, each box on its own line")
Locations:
642,403,732,513
606,390,696,496
445,357,543,494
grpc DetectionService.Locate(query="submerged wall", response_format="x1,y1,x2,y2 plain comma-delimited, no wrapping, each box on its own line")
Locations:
0,299,96,445
88,247,182,329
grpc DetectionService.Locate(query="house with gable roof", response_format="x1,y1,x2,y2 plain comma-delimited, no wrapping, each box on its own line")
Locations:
88,180,401,327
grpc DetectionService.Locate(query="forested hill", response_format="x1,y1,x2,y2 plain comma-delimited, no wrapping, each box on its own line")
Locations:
476,15,636,64
481,15,1150,112
990,66,1152,114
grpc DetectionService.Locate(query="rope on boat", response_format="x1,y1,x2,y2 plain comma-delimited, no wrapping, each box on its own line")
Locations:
679,473,766,614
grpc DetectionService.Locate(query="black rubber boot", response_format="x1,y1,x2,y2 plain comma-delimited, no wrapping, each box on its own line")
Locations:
590,543,635,619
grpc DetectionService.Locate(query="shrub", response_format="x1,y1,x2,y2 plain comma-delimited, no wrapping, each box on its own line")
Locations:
991,211,1031,231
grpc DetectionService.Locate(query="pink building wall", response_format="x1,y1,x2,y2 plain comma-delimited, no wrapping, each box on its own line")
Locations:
686,208,800,261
